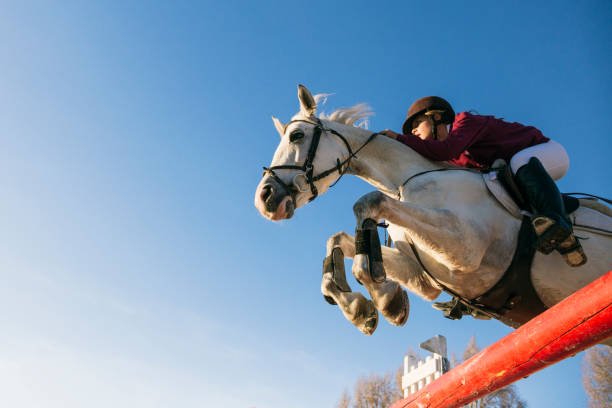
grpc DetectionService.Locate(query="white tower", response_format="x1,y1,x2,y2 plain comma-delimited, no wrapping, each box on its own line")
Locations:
401,335,449,398
401,335,481,407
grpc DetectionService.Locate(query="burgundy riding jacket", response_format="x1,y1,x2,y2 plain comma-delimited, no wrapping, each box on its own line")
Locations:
396,112,550,169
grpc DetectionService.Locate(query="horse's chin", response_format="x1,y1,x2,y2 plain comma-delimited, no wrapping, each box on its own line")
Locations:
267,195,295,221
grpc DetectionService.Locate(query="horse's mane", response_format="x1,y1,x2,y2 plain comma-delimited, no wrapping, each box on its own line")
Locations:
315,93,373,129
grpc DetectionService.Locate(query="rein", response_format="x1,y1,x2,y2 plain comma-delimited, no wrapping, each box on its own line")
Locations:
263,118,380,203
564,192,612,205
398,167,483,200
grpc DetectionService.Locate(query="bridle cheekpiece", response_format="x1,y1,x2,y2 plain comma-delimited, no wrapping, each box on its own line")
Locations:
262,117,379,204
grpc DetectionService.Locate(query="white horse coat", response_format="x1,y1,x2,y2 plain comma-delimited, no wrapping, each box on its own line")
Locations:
254,85,612,337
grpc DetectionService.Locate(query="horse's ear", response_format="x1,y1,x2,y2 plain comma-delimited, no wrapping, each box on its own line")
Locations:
272,116,284,137
298,84,317,116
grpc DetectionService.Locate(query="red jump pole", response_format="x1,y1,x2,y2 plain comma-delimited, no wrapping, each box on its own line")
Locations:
392,270,612,408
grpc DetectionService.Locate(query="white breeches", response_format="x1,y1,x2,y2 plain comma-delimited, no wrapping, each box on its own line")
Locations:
510,140,569,180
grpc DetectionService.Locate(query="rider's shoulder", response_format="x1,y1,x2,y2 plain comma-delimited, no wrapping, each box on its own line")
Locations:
454,111,488,124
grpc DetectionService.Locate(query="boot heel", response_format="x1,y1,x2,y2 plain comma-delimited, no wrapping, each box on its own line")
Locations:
533,216,571,254
557,235,587,267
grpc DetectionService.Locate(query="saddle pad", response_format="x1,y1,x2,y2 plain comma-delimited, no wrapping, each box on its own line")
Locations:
483,171,583,223
483,172,523,219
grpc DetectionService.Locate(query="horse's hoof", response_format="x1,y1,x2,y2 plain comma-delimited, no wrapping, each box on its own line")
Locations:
356,300,378,335
382,286,409,326
361,315,378,336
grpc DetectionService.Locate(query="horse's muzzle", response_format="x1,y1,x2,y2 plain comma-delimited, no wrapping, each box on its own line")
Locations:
254,179,295,221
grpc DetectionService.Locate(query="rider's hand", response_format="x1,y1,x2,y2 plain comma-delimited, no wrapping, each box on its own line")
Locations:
381,129,401,139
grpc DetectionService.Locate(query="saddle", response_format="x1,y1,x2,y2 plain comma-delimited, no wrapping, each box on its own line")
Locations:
484,161,579,218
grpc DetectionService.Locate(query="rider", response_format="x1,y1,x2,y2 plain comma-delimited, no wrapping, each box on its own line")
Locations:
381,96,586,267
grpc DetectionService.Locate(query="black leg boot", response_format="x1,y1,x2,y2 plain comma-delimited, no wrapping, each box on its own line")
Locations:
514,157,586,267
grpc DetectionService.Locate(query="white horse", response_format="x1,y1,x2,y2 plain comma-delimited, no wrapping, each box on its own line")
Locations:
254,85,612,339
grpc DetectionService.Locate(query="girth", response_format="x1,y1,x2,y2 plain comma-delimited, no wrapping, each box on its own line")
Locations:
425,216,547,328
471,216,547,328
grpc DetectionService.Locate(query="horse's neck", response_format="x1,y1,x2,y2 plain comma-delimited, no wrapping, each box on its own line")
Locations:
328,121,440,196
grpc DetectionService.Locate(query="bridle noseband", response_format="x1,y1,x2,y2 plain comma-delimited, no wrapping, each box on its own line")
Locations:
262,118,379,204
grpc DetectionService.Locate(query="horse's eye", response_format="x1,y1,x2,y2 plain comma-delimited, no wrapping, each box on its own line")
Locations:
289,130,305,143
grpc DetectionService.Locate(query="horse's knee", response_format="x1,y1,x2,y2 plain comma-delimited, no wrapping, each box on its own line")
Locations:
326,231,351,253
353,191,386,221
321,273,339,299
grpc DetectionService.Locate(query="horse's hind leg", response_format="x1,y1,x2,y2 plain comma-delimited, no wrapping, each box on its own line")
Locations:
321,232,378,335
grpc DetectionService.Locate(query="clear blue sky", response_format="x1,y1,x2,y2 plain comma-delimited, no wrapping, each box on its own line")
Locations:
1,1,610,407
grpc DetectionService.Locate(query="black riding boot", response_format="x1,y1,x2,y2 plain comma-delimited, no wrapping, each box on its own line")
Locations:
514,157,586,267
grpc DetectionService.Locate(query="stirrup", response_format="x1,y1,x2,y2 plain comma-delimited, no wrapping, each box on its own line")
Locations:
557,235,587,267
532,216,571,254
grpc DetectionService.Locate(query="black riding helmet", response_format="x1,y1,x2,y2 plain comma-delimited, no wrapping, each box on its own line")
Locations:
402,96,455,135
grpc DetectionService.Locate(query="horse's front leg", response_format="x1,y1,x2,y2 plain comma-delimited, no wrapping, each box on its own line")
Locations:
322,229,443,334
321,232,378,335
354,191,487,273
348,222,409,327
351,193,431,326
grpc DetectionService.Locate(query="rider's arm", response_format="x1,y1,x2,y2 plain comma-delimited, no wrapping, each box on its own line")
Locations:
396,112,489,161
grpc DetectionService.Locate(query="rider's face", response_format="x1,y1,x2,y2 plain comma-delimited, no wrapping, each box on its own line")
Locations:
411,115,433,140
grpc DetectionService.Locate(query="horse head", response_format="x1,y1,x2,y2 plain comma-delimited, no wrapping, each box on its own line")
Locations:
254,85,357,221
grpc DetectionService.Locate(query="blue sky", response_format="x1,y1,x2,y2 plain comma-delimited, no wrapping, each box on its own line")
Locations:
1,1,610,407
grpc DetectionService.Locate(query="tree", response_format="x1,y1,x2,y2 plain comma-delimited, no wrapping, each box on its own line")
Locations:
480,387,527,408
461,336,527,408
462,336,480,361
582,345,612,407
338,336,529,407
394,365,403,397
337,370,402,408
352,372,400,408
336,389,351,408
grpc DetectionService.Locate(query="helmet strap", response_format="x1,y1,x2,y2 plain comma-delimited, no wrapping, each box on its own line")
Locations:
425,110,444,141
431,118,438,140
